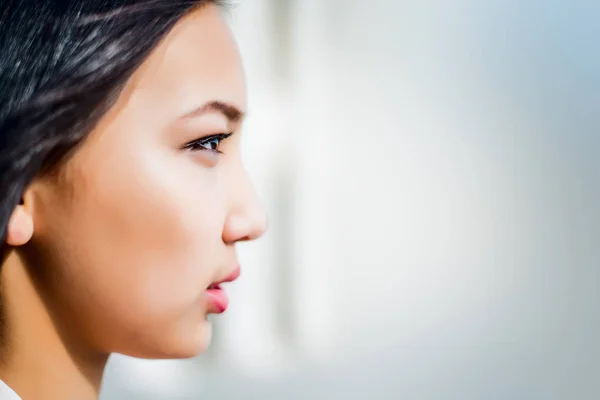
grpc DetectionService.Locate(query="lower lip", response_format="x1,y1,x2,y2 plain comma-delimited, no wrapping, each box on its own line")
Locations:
205,286,229,314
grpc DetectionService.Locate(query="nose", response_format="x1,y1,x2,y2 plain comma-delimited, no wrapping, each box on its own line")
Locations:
222,180,268,245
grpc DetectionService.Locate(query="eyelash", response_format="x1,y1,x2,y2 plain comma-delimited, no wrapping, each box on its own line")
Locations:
182,132,234,154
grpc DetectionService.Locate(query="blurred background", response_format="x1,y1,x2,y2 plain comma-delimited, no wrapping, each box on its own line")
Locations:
101,0,599,399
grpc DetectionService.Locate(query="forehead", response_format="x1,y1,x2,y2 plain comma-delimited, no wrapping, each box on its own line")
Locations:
126,5,246,116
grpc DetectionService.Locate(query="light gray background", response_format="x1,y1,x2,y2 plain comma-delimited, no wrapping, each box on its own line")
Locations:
101,0,599,398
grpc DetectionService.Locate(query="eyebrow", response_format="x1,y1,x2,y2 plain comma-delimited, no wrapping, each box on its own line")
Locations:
180,101,245,123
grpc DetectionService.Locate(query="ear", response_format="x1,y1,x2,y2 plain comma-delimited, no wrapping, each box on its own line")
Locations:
5,192,34,247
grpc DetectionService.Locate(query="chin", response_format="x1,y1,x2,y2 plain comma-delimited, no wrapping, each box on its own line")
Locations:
174,321,213,359
121,319,213,360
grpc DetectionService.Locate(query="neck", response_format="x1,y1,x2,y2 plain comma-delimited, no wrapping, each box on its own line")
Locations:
0,251,108,400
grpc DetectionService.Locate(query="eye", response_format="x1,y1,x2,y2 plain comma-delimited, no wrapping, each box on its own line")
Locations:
183,132,233,154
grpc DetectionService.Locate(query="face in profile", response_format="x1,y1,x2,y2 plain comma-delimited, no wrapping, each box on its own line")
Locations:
10,4,267,359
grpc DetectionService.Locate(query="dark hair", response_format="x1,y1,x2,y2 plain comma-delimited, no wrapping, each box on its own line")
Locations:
0,0,223,243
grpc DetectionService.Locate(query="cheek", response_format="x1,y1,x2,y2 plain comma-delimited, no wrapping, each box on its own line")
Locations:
90,154,225,308
37,144,228,342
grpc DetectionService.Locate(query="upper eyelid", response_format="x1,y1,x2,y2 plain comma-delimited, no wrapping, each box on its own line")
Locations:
181,132,234,150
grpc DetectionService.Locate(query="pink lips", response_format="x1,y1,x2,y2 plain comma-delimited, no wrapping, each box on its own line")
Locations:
205,266,241,314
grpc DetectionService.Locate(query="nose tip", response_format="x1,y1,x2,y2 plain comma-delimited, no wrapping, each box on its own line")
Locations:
241,207,268,242
223,207,268,245
248,211,268,241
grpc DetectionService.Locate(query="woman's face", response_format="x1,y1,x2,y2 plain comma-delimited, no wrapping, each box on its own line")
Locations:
23,5,266,358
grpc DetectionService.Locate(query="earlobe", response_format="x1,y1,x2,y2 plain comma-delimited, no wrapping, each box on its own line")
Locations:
5,202,34,247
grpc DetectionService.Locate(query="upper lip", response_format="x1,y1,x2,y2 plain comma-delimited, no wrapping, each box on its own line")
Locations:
208,266,241,289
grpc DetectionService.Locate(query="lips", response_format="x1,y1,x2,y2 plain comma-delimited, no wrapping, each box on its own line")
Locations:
204,266,241,314
210,266,241,287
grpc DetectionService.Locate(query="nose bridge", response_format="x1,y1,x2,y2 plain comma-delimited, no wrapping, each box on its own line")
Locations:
224,165,267,242
233,164,259,211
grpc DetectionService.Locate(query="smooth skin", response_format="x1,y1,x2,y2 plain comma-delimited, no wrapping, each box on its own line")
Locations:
0,5,267,400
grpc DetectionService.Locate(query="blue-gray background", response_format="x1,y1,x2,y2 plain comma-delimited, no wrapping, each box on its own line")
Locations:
101,0,599,398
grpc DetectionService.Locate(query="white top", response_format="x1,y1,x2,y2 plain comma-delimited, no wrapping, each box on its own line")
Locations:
0,380,20,400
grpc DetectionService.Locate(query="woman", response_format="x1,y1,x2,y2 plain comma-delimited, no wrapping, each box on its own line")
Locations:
0,1,267,399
